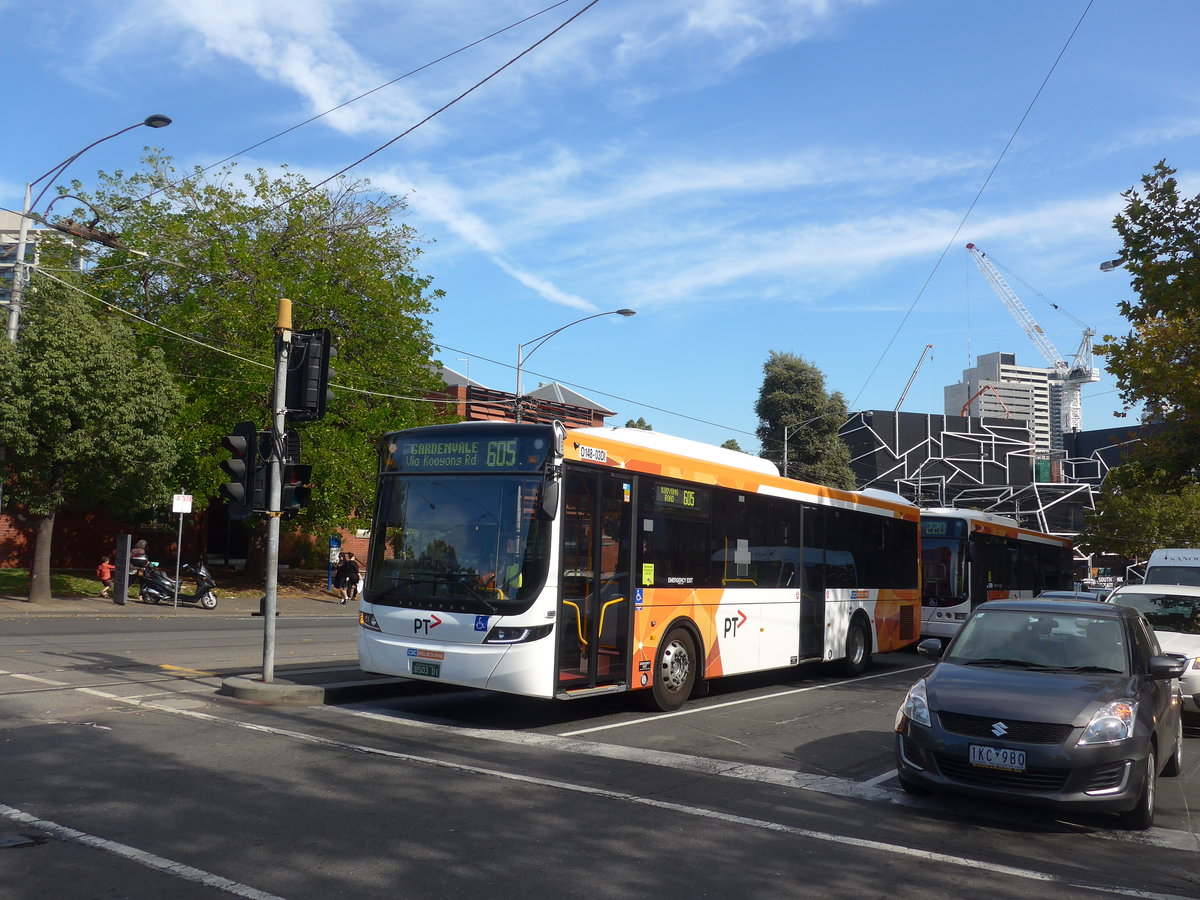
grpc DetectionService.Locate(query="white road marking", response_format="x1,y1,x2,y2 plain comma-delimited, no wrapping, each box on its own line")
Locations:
6,672,69,686
559,664,928,736
863,769,900,787
0,802,285,900
54,687,1200,899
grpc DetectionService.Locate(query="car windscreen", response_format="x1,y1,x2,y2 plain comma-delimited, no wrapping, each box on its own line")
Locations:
1144,566,1200,587
946,609,1128,673
1112,591,1200,634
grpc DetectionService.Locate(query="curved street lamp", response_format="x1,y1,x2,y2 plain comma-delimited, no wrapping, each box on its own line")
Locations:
514,308,636,423
6,115,172,342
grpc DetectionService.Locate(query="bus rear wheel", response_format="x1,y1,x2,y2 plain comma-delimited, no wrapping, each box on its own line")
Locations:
840,617,871,677
650,627,698,712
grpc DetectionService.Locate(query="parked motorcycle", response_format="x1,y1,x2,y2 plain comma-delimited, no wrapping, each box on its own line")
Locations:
140,560,219,610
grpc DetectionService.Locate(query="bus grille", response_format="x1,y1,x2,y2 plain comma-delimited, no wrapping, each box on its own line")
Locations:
899,605,917,642
934,755,1068,792
937,711,1073,744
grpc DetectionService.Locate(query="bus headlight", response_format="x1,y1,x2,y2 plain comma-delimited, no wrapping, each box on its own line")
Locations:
483,624,553,644
359,612,381,632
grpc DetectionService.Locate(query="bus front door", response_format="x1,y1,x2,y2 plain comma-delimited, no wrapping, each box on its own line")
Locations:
557,469,631,692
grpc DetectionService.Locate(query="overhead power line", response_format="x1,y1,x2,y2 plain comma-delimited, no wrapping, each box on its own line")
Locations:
140,0,578,204
849,0,1095,411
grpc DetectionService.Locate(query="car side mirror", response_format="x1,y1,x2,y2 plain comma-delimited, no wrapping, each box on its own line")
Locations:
1148,654,1187,680
917,638,944,661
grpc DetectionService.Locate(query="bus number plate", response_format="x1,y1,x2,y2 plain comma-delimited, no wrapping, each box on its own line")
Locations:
969,744,1025,772
411,661,441,678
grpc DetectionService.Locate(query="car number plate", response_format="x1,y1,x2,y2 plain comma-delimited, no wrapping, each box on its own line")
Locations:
969,744,1026,772
411,661,441,678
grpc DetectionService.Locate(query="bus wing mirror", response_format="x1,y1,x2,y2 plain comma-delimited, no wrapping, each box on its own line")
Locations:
539,479,560,521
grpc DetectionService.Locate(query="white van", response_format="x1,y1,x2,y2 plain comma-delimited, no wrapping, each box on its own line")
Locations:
1145,548,1200,587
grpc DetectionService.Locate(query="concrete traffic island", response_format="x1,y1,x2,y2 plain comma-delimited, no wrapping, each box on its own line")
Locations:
219,668,409,705
220,675,327,705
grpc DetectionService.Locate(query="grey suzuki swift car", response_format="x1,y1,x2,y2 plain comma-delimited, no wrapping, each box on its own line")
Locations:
894,599,1185,829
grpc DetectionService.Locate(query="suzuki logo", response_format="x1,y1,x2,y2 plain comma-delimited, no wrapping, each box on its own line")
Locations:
991,721,1009,738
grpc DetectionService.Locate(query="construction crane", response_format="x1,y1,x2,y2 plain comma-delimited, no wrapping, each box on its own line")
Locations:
965,243,1099,435
894,344,934,412
960,384,1012,419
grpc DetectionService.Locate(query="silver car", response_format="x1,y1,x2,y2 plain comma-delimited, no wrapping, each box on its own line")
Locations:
1107,583,1200,715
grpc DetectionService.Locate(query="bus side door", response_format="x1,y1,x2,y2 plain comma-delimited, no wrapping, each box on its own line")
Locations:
557,468,632,690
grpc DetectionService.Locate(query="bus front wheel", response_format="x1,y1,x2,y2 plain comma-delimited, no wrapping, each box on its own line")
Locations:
650,627,698,711
840,617,871,677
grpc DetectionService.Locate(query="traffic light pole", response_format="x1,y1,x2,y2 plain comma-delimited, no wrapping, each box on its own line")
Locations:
260,297,292,683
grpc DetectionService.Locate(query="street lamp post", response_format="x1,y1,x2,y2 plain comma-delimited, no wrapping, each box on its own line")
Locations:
514,308,635,423
781,413,838,479
6,115,172,342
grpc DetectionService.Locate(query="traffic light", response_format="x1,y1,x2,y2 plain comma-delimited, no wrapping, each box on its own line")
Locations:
279,463,313,514
285,328,335,422
220,422,259,520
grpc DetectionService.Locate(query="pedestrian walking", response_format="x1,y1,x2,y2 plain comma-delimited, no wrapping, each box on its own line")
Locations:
338,552,360,605
96,556,116,598
333,552,347,601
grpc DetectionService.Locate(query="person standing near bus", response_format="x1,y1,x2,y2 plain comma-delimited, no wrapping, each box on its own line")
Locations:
333,552,346,600
337,552,360,605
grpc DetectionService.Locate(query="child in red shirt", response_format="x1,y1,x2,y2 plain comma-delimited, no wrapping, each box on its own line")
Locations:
97,556,116,598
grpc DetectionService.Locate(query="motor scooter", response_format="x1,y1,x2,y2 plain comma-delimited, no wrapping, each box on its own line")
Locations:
139,560,219,610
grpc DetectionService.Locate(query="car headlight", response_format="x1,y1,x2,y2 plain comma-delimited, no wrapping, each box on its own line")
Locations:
1077,700,1138,746
896,678,931,730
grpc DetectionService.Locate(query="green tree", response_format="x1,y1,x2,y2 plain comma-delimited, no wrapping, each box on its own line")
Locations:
720,438,743,452
69,156,445,568
624,417,652,430
1078,464,1200,560
0,270,180,602
1100,160,1200,477
754,351,855,489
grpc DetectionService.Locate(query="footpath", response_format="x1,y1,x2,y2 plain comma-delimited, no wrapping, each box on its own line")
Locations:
0,590,410,706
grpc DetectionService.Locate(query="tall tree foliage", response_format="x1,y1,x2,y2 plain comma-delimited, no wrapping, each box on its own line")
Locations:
1101,160,1200,476
1083,161,1200,558
1078,465,1200,560
0,270,180,601
70,156,446,557
754,351,855,490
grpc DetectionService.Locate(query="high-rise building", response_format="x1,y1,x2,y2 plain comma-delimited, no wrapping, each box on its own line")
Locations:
944,351,1061,451
1,210,42,324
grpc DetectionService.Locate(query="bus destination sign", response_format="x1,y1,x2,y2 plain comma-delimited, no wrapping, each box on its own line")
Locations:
921,518,966,539
390,436,549,473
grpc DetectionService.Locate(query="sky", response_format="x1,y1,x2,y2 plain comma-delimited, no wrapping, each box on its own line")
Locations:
6,0,1200,453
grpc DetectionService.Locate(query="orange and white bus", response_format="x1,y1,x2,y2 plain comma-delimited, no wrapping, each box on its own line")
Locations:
919,507,1074,640
359,422,921,710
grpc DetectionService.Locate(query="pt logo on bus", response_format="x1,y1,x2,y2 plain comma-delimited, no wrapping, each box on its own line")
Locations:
723,610,748,638
414,614,442,635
